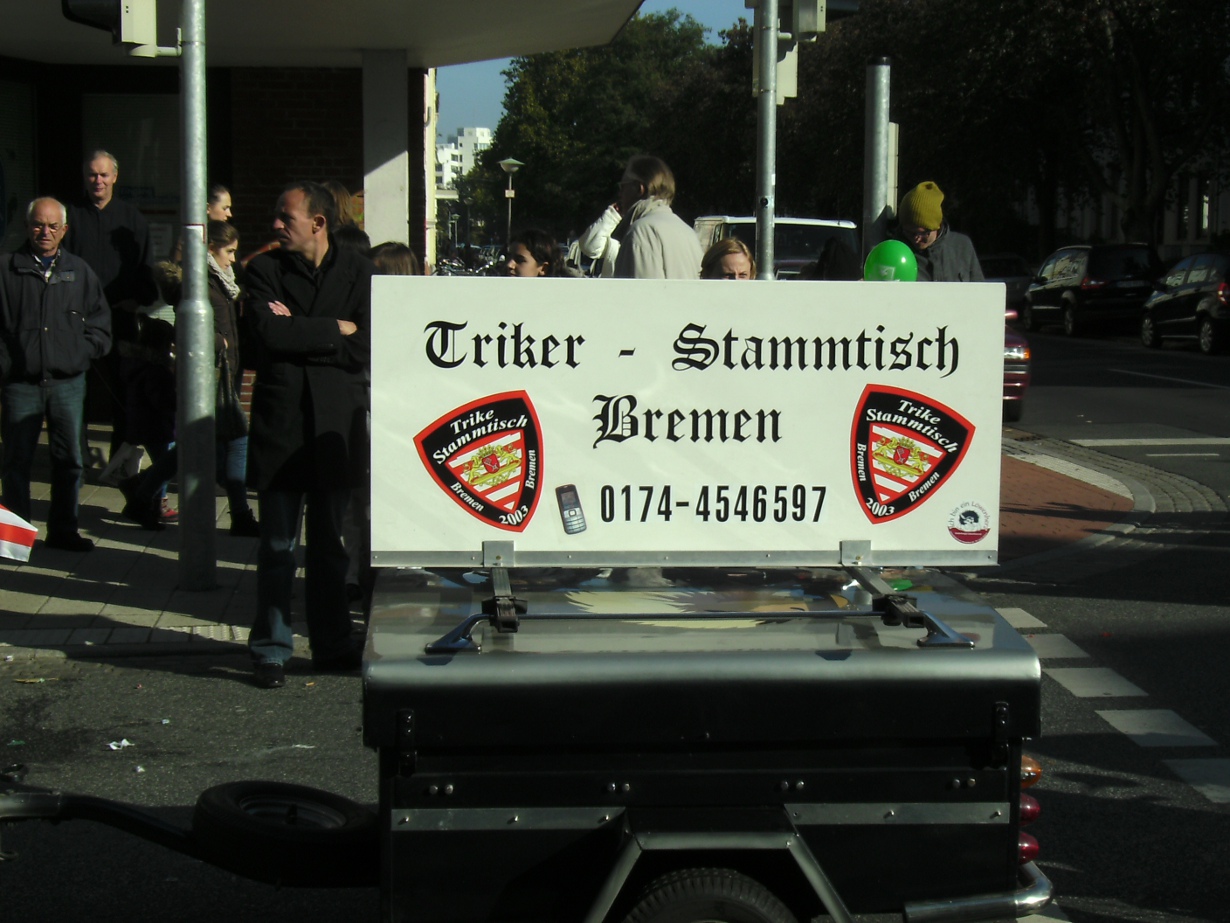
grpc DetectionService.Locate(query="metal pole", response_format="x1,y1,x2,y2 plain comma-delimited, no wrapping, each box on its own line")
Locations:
505,175,513,251
862,57,892,258
177,0,216,589
754,0,778,280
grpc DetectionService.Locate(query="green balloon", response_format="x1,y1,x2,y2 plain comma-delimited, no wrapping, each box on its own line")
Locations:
863,240,918,282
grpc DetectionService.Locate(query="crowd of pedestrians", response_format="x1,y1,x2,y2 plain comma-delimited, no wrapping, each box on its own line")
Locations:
1,144,983,686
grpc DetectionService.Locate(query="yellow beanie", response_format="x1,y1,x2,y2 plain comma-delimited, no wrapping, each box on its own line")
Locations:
898,181,944,230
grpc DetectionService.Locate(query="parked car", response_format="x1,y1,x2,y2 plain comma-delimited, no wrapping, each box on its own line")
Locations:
1022,243,1163,336
1003,322,1031,423
1140,250,1230,354
981,253,1033,308
693,216,859,279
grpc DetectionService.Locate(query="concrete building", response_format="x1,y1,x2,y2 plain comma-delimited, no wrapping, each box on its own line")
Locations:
436,127,493,190
0,2,643,268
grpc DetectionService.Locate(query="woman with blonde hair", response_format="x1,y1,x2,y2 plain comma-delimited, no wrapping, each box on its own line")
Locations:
701,238,756,280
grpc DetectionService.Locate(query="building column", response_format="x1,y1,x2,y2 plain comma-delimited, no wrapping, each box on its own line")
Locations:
362,49,410,245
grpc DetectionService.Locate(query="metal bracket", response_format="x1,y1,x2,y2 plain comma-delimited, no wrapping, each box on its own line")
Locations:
482,540,514,568
874,593,975,649
424,566,527,654
839,539,871,566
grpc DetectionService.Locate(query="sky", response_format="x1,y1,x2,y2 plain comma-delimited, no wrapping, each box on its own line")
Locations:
434,1,750,140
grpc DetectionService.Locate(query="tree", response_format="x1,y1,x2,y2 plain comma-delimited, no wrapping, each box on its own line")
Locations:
471,11,710,241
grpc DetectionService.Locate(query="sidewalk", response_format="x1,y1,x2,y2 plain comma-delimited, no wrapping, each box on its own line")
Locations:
1,429,1142,661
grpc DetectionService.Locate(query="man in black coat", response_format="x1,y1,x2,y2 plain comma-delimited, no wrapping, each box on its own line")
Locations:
1,198,112,552
64,150,157,461
243,181,372,689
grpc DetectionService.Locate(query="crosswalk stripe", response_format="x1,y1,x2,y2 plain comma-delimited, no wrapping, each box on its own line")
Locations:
1044,667,1147,698
1095,709,1217,747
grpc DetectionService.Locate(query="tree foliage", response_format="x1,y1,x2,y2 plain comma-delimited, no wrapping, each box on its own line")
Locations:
468,2,1230,257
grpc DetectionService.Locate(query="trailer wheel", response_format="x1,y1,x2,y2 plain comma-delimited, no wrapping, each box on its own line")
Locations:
621,868,798,923
192,781,378,887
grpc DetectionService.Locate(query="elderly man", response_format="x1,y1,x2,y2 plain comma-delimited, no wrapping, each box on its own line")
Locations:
65,150,158,469
243,181,372,689
0,198,112,552
612,154,704,280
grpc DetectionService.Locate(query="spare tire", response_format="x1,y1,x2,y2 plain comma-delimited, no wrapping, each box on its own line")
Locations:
622,867,798,923
192,781,378,887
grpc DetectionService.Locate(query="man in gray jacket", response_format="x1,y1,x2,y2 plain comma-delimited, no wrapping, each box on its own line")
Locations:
892,181,984,283
1,198,112,552
612,155,704,280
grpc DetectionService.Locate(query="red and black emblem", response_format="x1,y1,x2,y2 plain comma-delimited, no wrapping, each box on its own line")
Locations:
414,391,543,532
850,385,973,523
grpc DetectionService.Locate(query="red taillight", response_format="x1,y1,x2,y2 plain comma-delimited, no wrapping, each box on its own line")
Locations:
1079,276,1107,290
1218,282,1229,306
1019,793,1041,824
1019,831,1040,864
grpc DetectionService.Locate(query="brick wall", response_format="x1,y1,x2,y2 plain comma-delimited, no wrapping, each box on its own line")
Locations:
228,67,365,256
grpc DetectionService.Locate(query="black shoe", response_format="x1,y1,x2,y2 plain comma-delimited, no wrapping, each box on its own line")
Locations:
44,532,95,552
122,495,165,531
252,661,286,689
229,509,260,537
312,647,362,673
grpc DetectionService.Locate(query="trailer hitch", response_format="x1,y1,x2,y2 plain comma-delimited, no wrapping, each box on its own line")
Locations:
0,789,198,863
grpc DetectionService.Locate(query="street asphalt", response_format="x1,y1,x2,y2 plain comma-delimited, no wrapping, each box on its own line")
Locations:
4,425,1211,663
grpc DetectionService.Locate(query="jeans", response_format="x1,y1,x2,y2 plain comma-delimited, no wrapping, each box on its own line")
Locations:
128,437,252,515
249,487,353,665
217,436,252,516
2,375,87,537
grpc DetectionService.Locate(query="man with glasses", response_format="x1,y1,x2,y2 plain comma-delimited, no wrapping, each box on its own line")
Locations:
0,198,112,552
893,181,984,283
611,154,704,280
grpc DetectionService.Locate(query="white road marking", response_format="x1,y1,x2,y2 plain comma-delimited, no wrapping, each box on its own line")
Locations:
1045,667,1147,698
1072,437,1230,447
1163,759,1230,804
1096,709,1217,747
1025,634,1090,659
1021,904,1070,921
1108,369,1230,390
996,607,1047,629
1145,452,1221,457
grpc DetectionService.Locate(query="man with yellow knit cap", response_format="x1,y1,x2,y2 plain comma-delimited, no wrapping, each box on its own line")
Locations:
892,181,984,282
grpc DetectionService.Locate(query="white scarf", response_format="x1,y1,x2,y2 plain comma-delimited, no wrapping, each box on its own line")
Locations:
208,252,241,301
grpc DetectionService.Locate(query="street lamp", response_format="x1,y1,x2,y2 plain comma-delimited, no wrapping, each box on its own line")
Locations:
498,157,524,251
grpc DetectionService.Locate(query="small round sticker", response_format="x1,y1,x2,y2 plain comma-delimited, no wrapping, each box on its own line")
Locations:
948,501,991,544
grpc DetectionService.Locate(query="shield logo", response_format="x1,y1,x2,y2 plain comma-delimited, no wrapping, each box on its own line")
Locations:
850,385,973,523
414,391,544,532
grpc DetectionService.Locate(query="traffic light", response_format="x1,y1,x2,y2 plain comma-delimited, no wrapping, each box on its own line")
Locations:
61,0,156,48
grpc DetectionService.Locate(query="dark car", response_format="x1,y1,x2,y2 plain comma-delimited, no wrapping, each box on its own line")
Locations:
1140,251,1230,354
981,253,1033,309
1023,243,1163,336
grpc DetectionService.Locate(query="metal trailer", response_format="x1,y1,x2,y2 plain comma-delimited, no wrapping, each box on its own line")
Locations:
2,278,1051,921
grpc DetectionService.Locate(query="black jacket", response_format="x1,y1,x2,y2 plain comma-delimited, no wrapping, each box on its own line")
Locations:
0,247,112,383
243,241,372,491
65,197,158,309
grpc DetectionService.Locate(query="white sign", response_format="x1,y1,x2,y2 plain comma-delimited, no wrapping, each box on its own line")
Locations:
371,277,1005,567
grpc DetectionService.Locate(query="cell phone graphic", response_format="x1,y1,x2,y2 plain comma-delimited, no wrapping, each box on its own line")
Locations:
555,484,587,534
